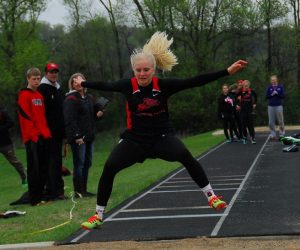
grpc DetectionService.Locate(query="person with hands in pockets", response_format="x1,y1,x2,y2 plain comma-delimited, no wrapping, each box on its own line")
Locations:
17,67,51,206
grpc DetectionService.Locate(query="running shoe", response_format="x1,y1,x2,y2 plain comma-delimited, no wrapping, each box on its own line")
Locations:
81,214,102,230
251,138,256,144
209,195,227,210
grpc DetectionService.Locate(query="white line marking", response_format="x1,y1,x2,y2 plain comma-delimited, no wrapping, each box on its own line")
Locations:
159,183,240,188
210,136,270,237
72,141,226,242
70,230,90,243
172,175,245,180
210,175,246,178
158,185,197,188
165,179,243,184
121,206,210,212
106,213,226,222
150,188,237,194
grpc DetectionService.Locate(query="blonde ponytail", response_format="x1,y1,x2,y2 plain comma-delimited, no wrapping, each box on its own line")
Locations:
130,31,178,72
143,31,178,71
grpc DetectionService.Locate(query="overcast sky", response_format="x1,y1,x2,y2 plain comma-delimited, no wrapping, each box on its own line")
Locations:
38,0,69,26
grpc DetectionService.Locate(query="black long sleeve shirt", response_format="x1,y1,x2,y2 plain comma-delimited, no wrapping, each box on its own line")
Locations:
82,70,228,142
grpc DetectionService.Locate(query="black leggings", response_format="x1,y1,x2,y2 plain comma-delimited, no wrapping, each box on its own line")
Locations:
222,115,240,140
241,111,255,139
97,135,209,206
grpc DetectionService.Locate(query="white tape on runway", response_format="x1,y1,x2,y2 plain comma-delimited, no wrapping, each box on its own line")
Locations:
106,213,226,222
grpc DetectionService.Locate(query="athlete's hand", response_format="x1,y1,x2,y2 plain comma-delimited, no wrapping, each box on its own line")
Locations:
227,60,248,75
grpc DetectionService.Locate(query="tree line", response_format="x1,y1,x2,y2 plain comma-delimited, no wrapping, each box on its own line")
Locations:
0,0,299,136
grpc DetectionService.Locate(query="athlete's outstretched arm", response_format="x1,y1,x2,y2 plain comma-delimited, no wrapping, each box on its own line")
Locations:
160,60,248,96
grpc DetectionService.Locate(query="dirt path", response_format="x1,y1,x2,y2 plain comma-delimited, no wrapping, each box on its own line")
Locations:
32,236,300,250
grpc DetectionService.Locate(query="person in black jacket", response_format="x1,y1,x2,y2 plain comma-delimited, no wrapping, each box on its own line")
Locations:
236,80,257,144
77,32,247,230
38,62,65,200
0,105,27,186
64,73,104,198
218,84,240,142
229,83,243,138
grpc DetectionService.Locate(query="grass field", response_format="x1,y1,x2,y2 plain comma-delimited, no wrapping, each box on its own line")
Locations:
0,130,223,244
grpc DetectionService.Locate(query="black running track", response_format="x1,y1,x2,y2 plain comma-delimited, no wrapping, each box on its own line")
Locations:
63,132,300,244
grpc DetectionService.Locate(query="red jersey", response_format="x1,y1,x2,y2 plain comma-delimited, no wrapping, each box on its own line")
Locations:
17,88,51,143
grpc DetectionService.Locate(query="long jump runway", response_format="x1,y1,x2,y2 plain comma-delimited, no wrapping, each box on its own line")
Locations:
64,132,300,244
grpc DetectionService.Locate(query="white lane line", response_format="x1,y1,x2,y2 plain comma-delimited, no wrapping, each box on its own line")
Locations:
159,183,240,188
70,230,90,243
72,141,226,243
150,188,237,194
209,175,246,178
210,136,270,237
121,206,210,212
172,175,245,180
106,213,226,222
165,179,243,183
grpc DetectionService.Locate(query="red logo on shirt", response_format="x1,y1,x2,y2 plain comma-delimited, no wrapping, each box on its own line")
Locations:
137,98,160,112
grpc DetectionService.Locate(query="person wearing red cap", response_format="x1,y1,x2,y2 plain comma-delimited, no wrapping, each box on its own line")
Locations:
38,61,65,200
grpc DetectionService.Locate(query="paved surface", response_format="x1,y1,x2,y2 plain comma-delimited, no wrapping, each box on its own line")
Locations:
63,132,300,244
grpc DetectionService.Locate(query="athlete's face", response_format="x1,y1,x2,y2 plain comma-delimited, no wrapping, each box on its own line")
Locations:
27,75,41,91
133,58,155,87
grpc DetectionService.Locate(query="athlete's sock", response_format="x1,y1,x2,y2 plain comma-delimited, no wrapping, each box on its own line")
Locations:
96,205,105,220
201,183,215,200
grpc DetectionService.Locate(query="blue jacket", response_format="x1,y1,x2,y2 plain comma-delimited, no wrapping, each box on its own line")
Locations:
266,84,284,106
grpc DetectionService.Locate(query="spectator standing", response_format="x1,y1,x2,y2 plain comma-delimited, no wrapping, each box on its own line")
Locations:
38,62,65,200
64,73,104,198
237,80,257,144
218,84,240,142
17,68,51,205
266,75,285,139
0,105,27,186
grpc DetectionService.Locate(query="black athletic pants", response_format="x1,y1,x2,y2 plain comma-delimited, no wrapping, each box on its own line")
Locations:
97,135,209,206
45,138,65,198
221,114,240,140
241,111,255,139
25,138,49,205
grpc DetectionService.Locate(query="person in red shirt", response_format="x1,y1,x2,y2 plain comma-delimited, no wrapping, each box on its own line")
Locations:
17,67,51,205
